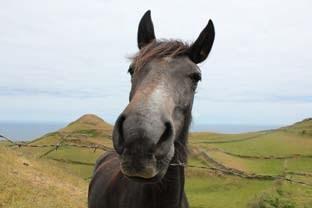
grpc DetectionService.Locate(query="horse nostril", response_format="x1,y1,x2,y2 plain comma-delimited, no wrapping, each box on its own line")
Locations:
156,122,173,155
158,122,172,144
113,115,126,154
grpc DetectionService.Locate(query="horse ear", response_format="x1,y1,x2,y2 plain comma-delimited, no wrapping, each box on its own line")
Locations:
137,10,156,49
188,20,215,64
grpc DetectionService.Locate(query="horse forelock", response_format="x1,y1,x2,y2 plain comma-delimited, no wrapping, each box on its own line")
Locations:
130,40,190,72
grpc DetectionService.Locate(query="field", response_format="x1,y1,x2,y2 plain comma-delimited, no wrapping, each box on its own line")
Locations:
0,115,311,208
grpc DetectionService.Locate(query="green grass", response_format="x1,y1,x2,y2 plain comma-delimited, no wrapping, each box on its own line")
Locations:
286,158,312,173
0,145,87,208
43,146,104,178
199,131,312,157
29,132,61,145
47,159,94,179
280,118,312,136
45,146,103,164
186,175,312,208
189,132,262,143
206,150,285,175
185,176,274,208
248,181,312,208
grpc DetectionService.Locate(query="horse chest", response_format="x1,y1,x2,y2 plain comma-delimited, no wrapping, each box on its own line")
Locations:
88,154,188,208
105,184,186,208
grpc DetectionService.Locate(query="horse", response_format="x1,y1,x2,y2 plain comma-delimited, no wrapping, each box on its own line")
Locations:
88,10,215,208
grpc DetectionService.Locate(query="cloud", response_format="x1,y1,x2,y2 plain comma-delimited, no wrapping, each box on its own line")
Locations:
0,86,113,98
0,0,311,124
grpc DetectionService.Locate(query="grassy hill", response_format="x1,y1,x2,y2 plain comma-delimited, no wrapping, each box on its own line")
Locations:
18,114,113,179
1,116,312,208
30,114,113,146
280,118,312,136
0,141,87,208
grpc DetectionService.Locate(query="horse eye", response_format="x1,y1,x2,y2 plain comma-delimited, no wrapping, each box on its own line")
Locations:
128,66,134,76
189,73,202,82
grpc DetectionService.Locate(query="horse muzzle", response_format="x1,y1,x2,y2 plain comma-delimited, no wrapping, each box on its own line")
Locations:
120,156,159,179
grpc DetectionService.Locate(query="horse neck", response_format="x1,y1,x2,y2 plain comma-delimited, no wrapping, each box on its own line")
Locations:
152,165,185,208
149,116,191,207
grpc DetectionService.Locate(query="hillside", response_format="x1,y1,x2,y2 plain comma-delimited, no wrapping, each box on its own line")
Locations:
1,116,312,208
187,119,312,207
12,114,113,178
280,117,312,136
0,143,87,208
189,118,312,176
30,114,113,146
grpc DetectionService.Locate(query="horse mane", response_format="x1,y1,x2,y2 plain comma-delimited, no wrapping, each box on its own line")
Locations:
131,40,190,72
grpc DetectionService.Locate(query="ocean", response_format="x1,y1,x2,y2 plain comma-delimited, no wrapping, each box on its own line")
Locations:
0,122,67,141
0,121,281,141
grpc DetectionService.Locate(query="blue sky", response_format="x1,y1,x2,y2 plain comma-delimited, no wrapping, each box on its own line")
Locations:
0,0,311,125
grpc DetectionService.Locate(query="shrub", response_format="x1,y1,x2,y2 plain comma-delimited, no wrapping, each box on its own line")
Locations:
248,192,295,208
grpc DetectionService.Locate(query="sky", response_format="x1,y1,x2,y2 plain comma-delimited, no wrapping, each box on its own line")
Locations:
0,0,311,126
